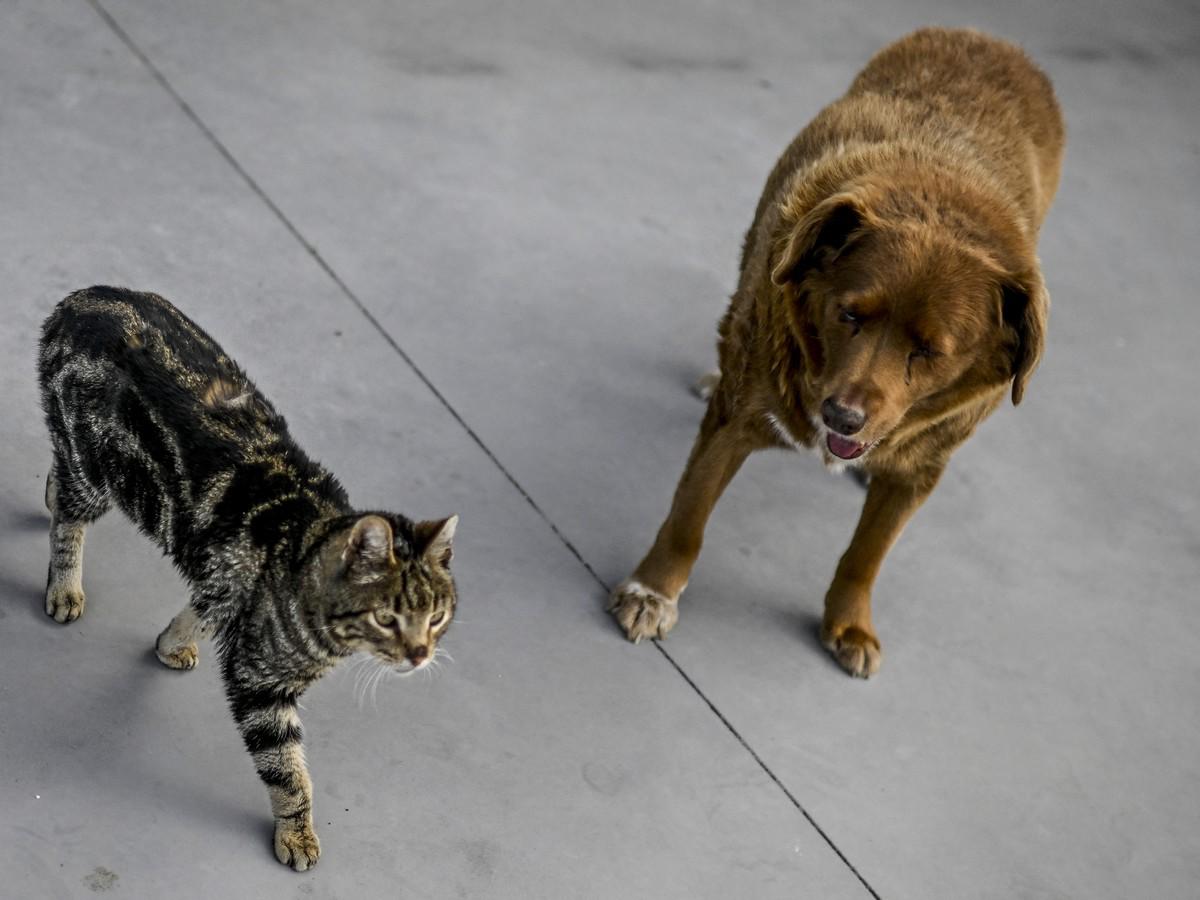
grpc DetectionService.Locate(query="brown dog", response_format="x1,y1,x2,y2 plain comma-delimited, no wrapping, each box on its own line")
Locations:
609,28,1064,677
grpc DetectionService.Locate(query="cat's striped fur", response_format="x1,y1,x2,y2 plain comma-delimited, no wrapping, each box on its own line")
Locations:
38,287,459,870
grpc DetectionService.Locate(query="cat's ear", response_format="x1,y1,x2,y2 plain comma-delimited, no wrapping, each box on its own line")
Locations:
341,515,397,581
414,515,458,568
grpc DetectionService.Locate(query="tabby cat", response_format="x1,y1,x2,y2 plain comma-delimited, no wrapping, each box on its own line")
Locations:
38,286,459,870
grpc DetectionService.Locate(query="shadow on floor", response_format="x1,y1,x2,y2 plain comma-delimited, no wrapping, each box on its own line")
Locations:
6,507,49,532
763,605,851,676
0,571,45,622
15,642,267,839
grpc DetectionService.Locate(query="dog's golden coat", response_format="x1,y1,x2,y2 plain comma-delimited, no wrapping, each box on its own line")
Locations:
610,28,1065,677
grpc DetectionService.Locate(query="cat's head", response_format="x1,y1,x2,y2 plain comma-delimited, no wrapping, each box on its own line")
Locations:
318,513,458,672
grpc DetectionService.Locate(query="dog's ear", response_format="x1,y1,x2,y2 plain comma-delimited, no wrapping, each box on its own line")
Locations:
1000,268,1049,405
771,193,870,286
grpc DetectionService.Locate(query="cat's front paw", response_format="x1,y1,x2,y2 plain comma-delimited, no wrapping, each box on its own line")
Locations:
608,579,679,643
45,585,85,623
274,821,321,871
155,641,199,670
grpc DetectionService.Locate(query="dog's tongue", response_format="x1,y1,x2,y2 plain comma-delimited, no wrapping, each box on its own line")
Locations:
826,433,866,460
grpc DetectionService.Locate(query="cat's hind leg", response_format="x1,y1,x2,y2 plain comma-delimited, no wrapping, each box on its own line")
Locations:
44,458,109,624
155,603,210,670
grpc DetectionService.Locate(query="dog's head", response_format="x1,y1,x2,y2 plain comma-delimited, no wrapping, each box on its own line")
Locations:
771,186,1047,464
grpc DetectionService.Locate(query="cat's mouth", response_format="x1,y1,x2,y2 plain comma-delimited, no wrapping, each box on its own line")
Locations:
375,646,440,676
394,657,431,675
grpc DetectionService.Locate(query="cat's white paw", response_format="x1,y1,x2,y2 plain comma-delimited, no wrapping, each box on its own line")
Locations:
155,607,206,669
608,579,679,643
155,641,199,670
274,822,321,871
693,369,721,401
45,585,85,623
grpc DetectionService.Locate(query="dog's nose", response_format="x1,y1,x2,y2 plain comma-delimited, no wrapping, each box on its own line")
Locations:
821,397,866,435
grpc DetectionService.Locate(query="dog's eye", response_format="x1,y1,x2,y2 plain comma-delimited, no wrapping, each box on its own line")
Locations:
838,308,864,335
905,345,939,384
910,343,937,361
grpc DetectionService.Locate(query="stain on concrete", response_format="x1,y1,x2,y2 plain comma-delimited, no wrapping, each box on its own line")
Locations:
618,51,748,74
386,52,503,78
460,838,498,879
582,761,626,796
84,867,118,892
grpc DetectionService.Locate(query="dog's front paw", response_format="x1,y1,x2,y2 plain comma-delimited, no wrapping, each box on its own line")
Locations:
820,620,882,678
274,820,321,871
608,579,679,643
45,585,85,624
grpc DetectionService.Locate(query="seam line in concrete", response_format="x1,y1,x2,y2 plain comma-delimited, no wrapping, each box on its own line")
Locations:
85,2,882,896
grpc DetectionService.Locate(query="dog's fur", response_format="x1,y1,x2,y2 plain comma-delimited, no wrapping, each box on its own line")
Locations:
609,28,1064,677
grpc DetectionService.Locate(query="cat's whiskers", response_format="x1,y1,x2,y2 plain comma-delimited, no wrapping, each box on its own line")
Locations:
346,653,372,682
349,654,387,709
351,665,369,707
367,663,388,709
360,662,381,709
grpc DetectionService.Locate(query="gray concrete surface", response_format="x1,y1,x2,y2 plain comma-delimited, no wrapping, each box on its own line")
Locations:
1,0,1197,897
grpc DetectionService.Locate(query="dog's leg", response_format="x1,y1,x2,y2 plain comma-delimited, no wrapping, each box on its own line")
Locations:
821,473,938,678
610,405,755,642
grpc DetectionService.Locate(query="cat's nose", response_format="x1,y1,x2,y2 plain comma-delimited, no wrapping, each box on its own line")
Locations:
407,645,428,664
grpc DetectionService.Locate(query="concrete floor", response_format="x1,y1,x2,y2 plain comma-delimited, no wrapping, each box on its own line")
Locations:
2,0,1198,897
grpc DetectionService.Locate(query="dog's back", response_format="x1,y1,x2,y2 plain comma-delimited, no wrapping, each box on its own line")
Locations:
743,29,1064,281
848,28,1064,223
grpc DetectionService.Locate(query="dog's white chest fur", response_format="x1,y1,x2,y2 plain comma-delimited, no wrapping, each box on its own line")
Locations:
763,411,853,474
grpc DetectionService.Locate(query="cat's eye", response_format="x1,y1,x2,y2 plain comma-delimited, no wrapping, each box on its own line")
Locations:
371,608,396,627
429,611,446,627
